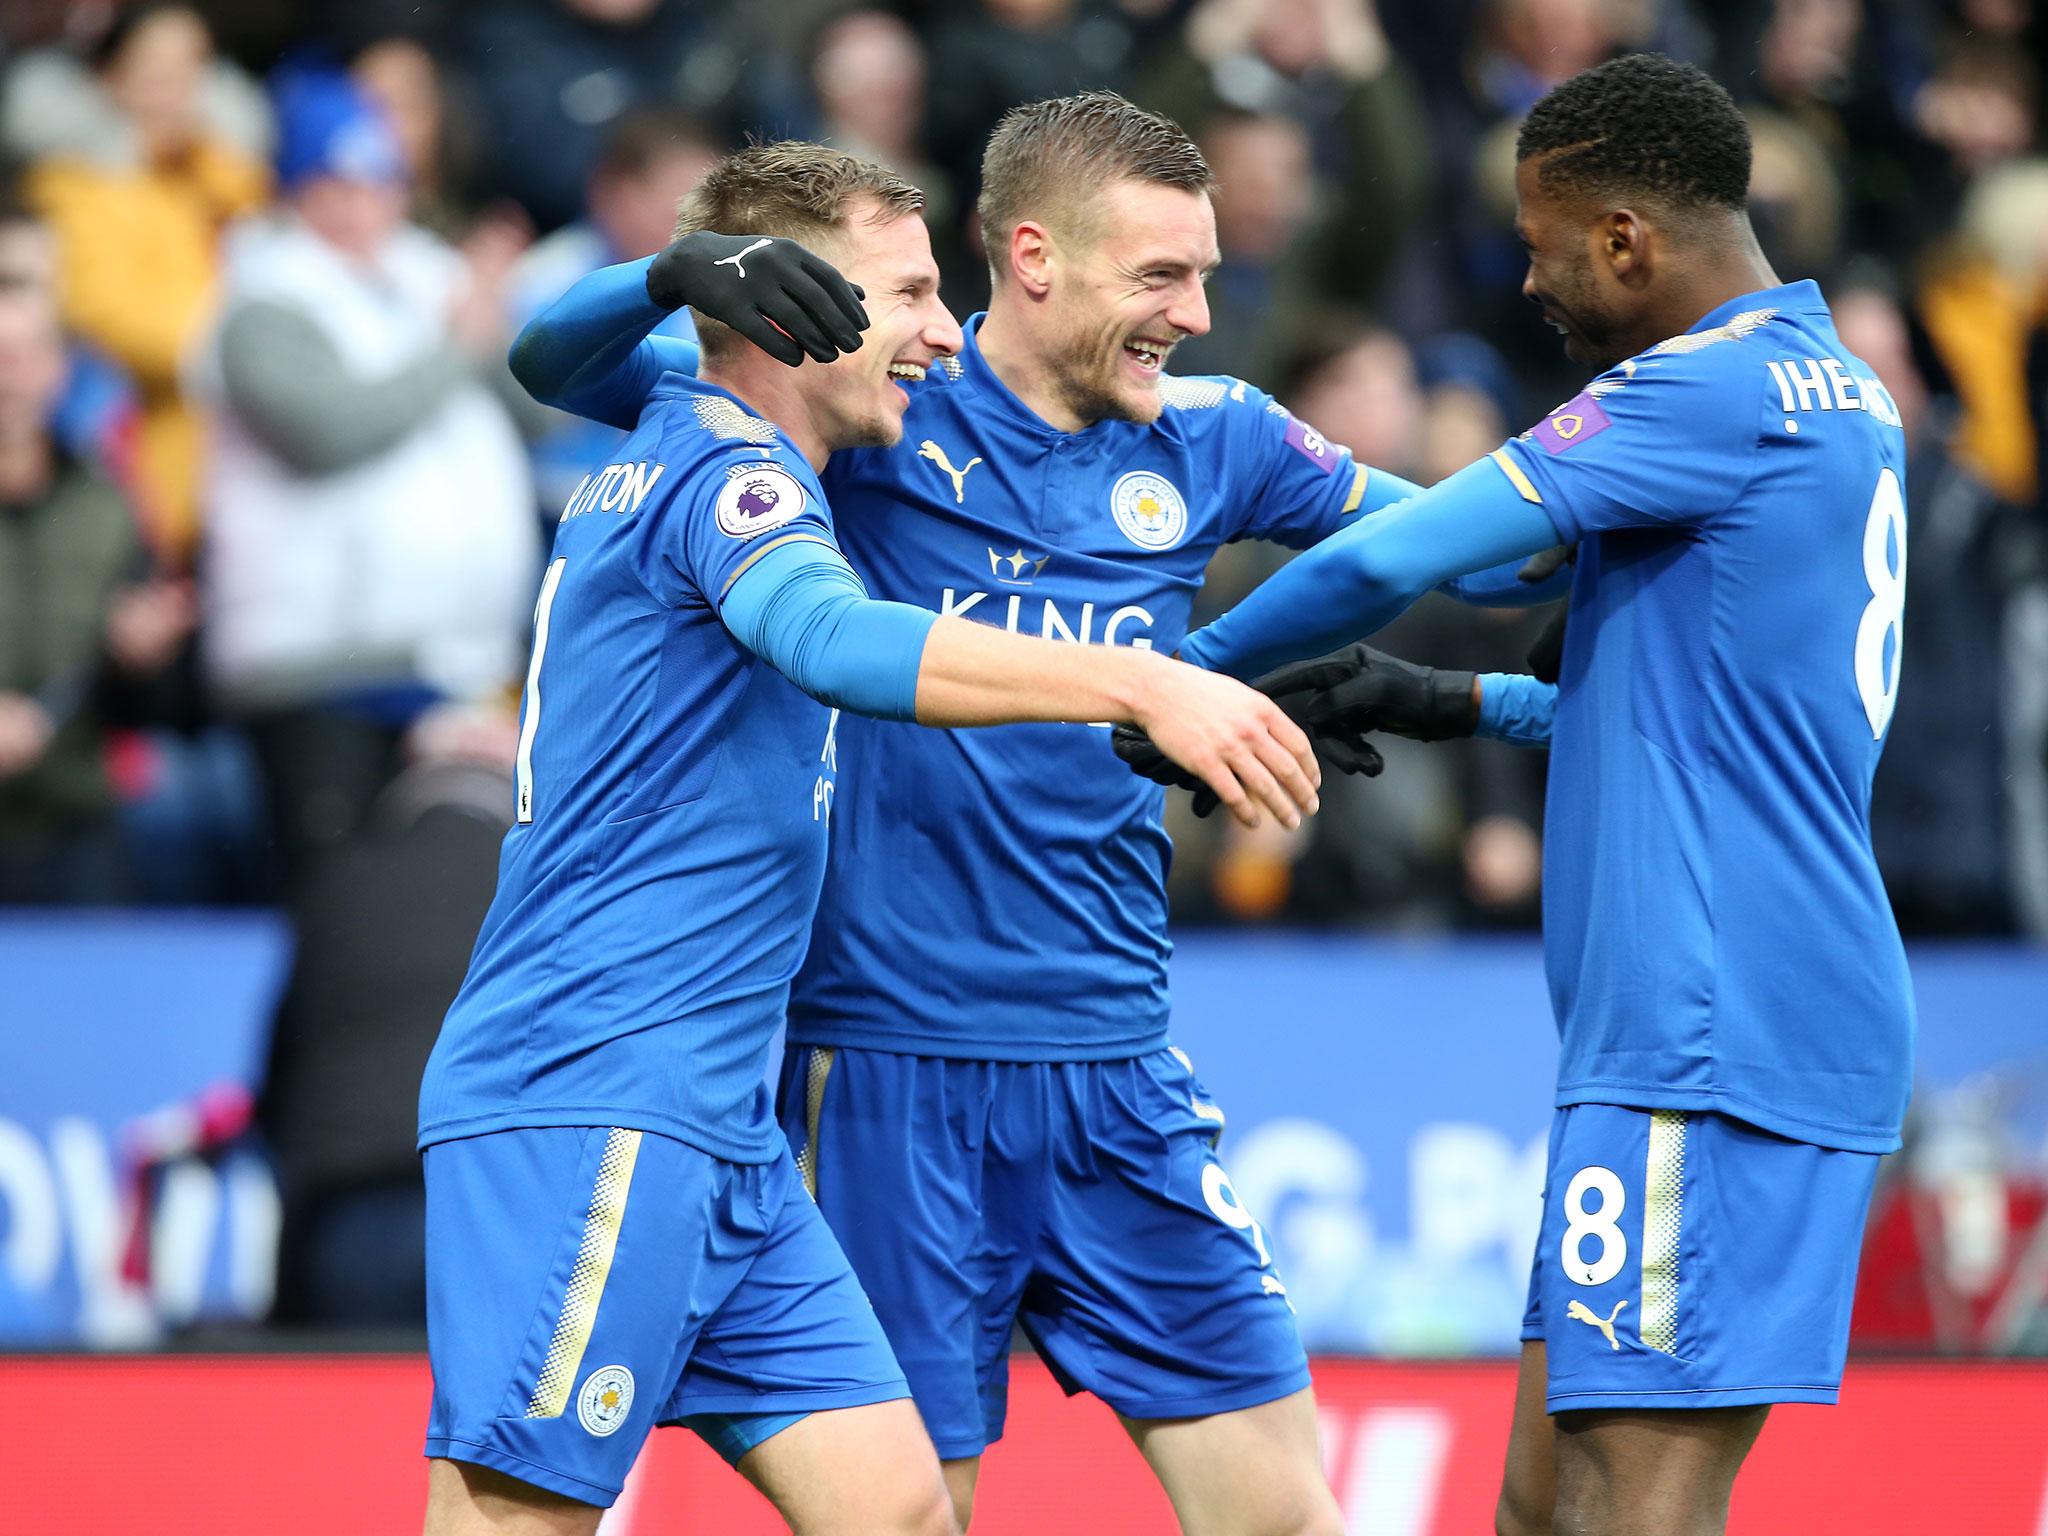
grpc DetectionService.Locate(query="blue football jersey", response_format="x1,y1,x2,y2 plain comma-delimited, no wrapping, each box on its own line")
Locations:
419,374,850,1162
1493,280,1915,1152
789,315,1381,1059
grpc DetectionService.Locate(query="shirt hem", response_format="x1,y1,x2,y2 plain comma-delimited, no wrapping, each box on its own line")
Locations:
1554,1080,1902,1154
782,1022,1173,1062
416,1105,779,1163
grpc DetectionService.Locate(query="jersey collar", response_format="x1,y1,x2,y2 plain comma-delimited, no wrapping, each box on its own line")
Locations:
1684,278,1827,337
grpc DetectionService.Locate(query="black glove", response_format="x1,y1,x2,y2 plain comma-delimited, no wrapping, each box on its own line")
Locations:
1264,644,1478,744
1526,605,1568,684
1516,542,1574,683
646,232,869,367
1516,543,1576,585
1110,665,1386,819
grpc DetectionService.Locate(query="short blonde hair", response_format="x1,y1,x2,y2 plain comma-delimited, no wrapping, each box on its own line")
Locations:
674,141,925,359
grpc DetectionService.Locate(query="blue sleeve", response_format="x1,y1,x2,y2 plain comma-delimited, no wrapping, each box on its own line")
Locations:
508,256,702,431
1224,380,1421,548
643,456,840,609
1476,672,1556,746
720,538,936,721
1437,554,1573,606
1181,455,1564,680
1495,349,1761,538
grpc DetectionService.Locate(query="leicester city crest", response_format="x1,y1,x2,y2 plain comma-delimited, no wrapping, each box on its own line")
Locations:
1109,471,1188,551
577,1364,635,1436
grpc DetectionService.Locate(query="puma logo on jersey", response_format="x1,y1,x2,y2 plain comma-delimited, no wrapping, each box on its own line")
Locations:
712,238,773,279
918,440,982,503
1567,1298,1628,1350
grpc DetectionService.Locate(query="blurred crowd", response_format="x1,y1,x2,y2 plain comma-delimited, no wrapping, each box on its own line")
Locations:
0,0,2044,947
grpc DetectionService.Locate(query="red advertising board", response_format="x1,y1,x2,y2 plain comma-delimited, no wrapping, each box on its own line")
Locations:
4,1355,2042,1533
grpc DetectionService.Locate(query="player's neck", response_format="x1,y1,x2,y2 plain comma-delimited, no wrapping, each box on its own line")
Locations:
974,304,1090,433
1648,231,1782,352
699,360,829,471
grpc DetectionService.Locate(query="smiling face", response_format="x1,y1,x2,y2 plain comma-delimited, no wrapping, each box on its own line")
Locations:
1514,153,1639,373
799,198,962,452
1029,178,1219,427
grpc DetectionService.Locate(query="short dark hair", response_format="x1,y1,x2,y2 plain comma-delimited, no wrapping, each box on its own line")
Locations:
1517,54,1751,215
978,91,1215,276
674,141,924,359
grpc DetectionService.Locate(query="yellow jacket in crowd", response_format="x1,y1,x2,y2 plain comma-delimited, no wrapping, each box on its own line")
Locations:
27,139,268,565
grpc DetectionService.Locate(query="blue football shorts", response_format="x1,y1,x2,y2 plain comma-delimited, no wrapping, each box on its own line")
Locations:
423,1125,909,1506
1520,1103,1882,1413
777,1044,1311,1460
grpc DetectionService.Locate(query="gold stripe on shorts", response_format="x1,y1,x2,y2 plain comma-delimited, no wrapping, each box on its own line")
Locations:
1639,1111,1687,1355
525,1127,642,1418
795,1046,836,1199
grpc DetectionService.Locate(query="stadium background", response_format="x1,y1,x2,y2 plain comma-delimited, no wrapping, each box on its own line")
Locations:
0,0,2044,1528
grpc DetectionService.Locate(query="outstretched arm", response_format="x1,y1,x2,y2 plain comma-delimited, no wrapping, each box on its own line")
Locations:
508,234,870,427
721,539,1321,829
509,257,693,429
1183,456,1565,680
1440,551,1574,606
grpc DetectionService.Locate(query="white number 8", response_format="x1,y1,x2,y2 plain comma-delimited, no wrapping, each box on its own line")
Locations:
1854,468,1907,739
1561,1165,1627,1286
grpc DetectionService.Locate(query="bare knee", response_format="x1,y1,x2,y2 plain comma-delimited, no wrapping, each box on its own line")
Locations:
1289,1505,1346,1536
1495,1442,1555,1536
793,1482,953,1536
941,1457,978,1533
1495,1482,1552,1536
897,1481,958,1536
1234,1477,1346,1536
1548,1407,1763,1536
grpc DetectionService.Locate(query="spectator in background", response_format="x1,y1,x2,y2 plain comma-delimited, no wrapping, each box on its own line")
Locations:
1172,108,1318,383
0,188,144,496
1141,0,1433,319
0,286,194,904
1407,331,1550,923
807,8,963,284
1745,106,1846,280
1915,157,2048,938
503,106,717,521
1888,36,2044,260
1413,330,1518,481
1472,0,1628,117
194,70,536,893
1842,275,2017,934
7,3,270,569
348,31,484,241
453,0,702,232
925,0,1137,305
261,747,516,1328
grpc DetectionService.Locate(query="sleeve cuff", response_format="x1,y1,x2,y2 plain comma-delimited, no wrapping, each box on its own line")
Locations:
1476,672,1556,746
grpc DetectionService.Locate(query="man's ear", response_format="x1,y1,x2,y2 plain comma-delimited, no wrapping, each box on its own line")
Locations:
1007,220,1056,298
1605,208,1650,283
